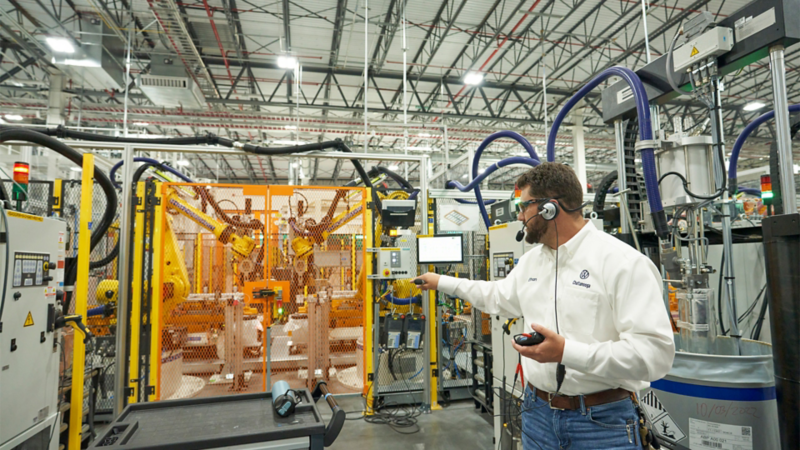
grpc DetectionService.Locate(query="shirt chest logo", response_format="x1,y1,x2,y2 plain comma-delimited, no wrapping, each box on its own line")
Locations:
580,270,590,280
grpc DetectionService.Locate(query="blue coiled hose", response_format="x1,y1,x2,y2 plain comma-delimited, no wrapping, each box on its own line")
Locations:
447,156,540,227
446,131,539,218
110,157,195,187
546,66,669,238
728,104,800,194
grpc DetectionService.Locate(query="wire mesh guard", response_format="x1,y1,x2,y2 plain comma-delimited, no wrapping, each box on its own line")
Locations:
433,197,490,392
155,183,368,400
60,180,119,415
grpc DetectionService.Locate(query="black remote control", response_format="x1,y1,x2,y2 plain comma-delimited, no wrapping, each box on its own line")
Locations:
413,279,425,285
514,332,545,346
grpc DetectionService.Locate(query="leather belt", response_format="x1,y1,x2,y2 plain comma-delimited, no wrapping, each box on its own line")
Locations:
529,382,633,410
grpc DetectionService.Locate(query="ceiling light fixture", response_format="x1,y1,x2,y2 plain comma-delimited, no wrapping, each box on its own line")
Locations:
743,101,766,111
46,37,75,54
277,55,298,69
418,132,431,138
4,114,22,121
175,160,191,167
133,122,149,127
388,164,399,170
464,72,483,85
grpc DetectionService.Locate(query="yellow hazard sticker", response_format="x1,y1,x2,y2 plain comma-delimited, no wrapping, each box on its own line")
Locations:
7,211,43,222
23,311,34,327
690,46,699,57
489,223,509,230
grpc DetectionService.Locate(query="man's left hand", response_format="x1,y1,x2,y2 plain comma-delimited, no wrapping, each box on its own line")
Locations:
511,323,565,364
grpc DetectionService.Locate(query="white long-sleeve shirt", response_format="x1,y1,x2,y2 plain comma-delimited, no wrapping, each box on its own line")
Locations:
437,221,675,395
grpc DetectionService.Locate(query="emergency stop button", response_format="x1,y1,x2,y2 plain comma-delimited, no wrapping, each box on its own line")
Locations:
383,269,390,277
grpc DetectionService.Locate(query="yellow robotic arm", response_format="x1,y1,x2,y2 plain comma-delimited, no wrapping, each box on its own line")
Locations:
165,190,256,258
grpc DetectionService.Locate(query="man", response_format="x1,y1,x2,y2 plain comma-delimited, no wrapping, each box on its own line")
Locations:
416,163,674,449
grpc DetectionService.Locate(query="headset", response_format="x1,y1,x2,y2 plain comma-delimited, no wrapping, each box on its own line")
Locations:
516,198,587,242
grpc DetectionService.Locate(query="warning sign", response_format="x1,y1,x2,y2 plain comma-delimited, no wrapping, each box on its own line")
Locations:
641,391,686,443
23,311,34,327
690,46,699,57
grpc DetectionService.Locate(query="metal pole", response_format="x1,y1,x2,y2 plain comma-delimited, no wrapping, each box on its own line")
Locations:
115,143,135,416
614,120,629,233
770,45,797,213
402,3,408,178
443,124,450,189
114,6,136,416
640,0,651,64
542,57,549,147
122,11,134,137
364,0,369,154
420,154,431,411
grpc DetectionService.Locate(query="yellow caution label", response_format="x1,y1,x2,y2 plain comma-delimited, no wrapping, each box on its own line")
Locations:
690,46,699,57
7,211,43,222
23,311,34,327
489,223,509,230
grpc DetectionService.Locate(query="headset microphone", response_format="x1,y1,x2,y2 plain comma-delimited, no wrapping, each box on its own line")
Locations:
515,212,539,242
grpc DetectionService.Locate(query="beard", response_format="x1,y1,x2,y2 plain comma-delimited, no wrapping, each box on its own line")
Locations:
524,219,548,244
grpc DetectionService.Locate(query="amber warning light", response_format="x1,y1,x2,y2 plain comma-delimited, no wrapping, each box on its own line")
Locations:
12,162,29,201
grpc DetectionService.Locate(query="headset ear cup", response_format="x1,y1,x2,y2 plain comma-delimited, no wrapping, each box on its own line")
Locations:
540,201,559,221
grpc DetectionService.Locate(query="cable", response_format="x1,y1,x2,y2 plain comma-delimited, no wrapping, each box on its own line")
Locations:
0,203,9,321
718,250,728,336
553,221,566,394
659,171,724,201
738,284,767,324
751,287,770,341
666,24,687,97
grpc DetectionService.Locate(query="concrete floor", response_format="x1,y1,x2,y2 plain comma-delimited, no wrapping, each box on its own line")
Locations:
321,397,494,450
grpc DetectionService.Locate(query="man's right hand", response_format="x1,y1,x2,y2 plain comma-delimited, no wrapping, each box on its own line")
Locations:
413,273,440,291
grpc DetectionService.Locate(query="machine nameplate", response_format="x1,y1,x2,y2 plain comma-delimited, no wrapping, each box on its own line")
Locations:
735,8,775,42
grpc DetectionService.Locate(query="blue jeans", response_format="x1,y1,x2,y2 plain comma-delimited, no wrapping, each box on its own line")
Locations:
521,386,640,450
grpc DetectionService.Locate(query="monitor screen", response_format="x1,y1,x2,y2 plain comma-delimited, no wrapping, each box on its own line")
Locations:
417,234,464,265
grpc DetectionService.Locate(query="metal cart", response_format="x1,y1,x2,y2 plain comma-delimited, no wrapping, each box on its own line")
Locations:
89,382,345,450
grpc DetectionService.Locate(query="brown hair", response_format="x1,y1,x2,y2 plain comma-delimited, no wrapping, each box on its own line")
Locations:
515,162,583,212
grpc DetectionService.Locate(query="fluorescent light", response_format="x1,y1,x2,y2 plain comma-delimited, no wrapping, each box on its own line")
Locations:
464,72,483,85
175,160,191,166
743,101,765,111
535,140,545,144
70,167,82,172
277,55,297,69
461,174,469,179
46,37,75,54
407,146,432,152
388,165,399,170
478,167,487,174
291,162,299,168
133,122,149,127
59,58,100,68
418,132,431,138
284,125,297,130
4,114,22,121
274,140,306,145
